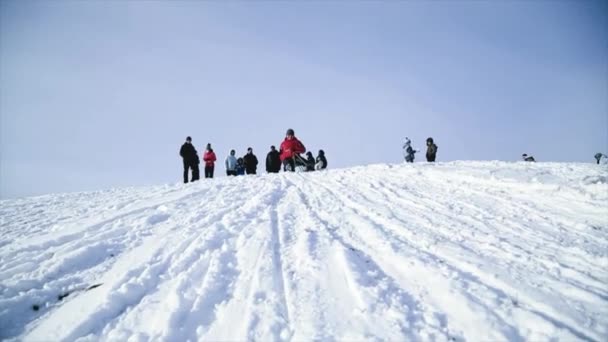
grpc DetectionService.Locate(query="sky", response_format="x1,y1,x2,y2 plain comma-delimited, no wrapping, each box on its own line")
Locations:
1,0,607,199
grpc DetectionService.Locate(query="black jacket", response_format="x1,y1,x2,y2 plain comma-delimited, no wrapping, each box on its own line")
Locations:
180,143,199,164
306,154,315,171
266,150,281,172
426,143,438,162
243,153,258,172
316,155,327,169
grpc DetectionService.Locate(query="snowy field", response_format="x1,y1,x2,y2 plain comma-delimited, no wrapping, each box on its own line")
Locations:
1,161,607,341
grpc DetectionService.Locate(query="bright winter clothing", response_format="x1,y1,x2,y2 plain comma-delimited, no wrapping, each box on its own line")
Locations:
279,136,306,161
203,150,217,167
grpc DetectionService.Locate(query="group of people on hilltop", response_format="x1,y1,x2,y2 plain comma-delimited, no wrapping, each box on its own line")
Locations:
400,139,604,164
403,137,438,163
224,148,259,176
179,138,219,183
179,129,328,183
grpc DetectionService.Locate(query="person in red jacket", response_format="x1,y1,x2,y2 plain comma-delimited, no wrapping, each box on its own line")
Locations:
280,128,306,172
203,143,217,178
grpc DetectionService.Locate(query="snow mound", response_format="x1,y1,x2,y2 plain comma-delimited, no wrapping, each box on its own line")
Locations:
1,161,607,341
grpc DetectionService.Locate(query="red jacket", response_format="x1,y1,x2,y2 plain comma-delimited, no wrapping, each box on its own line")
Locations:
280,137,306,161
203,150,217,166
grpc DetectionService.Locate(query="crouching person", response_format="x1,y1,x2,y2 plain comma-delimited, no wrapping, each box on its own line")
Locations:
316,150,327,170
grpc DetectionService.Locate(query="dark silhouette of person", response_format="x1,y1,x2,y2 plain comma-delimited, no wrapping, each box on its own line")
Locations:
179,136,200,183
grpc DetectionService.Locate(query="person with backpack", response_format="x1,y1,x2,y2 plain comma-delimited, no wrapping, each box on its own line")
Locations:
236,157,246,175
243,147,259,175
225,149,238,176
403,137,417,163
266,145,281,173
203,143,217,179
426,137,438,162
305,151,315,171
179,136,200,183
522,154,536,162
316,150,327,170
280,128,306,172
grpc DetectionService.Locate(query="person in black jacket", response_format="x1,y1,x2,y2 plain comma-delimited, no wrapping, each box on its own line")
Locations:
315,150,327,170
179,136,200,183
426,137,438,162
266,145,281,173
243,147,258,175
305,152,315,171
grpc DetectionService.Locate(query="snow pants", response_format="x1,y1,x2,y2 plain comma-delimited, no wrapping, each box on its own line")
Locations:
183,160,200,183
282,159,295,172
205,165,214,179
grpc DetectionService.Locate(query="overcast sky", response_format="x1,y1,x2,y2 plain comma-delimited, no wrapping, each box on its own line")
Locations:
1,0,607,198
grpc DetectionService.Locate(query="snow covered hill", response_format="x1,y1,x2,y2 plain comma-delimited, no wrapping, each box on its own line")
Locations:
1,161,607,341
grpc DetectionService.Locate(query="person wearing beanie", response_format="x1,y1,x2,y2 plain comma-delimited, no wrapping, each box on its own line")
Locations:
305,151,315,171
203,143,217,178
315,149,328,170
426,137,438,162
236,157,246,175
266,145,281,173
279,128,306,172
403,137,417,163
243,147,259,175
179,136,200,183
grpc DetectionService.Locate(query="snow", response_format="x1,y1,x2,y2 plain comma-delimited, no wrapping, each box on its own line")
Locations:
1,161,607,341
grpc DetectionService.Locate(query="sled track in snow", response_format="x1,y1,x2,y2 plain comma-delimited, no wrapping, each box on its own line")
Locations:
1,162,606,341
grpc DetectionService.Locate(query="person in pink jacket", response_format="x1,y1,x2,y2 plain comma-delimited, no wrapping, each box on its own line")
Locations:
203,143,217,178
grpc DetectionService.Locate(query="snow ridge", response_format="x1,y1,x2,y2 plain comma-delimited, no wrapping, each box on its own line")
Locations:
0,161,606,341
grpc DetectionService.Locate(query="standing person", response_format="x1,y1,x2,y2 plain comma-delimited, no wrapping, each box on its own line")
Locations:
236,158,246,175
266,145,281,173
225,149,238,176
243,147,259,175
179,136,200,183
403,137,417,163
316,149,328,170
203,143,217,179
305,152,315,171
280,128,306,172
426,137,438,162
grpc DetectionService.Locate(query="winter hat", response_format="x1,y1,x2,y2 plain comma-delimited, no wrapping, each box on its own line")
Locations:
318,149,324,155
186,136,192,142
206,143,211,150
286,128,295,136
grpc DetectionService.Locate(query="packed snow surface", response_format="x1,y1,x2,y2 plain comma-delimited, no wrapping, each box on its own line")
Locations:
1,161,607,341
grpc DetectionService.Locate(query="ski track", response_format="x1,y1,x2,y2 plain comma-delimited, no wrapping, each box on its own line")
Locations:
0,162,606,341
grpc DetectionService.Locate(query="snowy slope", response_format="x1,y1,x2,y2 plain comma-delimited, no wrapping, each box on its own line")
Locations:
1,161,607,341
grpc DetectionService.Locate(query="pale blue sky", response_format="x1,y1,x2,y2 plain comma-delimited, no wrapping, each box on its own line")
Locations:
1,0,607,198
